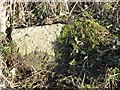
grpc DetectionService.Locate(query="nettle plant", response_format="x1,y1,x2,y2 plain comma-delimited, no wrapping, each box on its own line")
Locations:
55,20,111,65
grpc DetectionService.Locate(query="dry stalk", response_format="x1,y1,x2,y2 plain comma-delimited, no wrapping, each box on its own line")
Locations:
69,1,78,16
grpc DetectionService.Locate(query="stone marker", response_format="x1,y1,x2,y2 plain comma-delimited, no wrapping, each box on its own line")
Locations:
11,24,64,56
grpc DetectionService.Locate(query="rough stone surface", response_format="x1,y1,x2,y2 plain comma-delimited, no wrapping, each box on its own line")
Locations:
11,24,64,56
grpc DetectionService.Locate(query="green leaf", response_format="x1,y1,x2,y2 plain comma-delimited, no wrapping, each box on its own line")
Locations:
69,59,77,66
6,21,10,28
103,3,112,10
80,50,86,55
19,11,25,18
92,44,95,48
60,11,66,16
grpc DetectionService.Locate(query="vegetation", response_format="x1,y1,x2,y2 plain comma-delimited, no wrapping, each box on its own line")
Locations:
55,19,119,89
0,1,120,90
55,19,111,60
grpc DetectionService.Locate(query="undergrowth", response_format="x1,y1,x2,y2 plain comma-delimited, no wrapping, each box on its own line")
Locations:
54,19,120,89
0,20,119,89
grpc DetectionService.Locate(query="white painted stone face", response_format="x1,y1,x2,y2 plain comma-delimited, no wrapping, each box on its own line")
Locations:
11,24,64,56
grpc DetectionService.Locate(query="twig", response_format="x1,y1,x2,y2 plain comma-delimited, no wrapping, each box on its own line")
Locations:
69,1,78,16
81,72,86,86
33,84,41,89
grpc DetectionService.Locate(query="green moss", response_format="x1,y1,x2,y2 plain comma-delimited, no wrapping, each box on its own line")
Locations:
55,19,111,62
